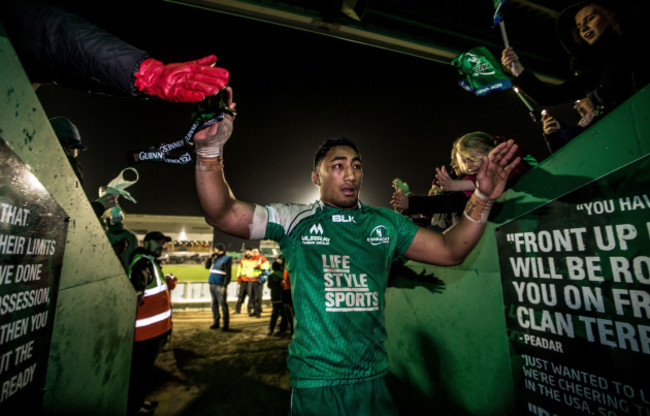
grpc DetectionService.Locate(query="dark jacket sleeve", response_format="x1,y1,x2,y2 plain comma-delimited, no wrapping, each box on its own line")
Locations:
129,257,154,292
91,200,106,219
1,0,148,94
224,258,232,286
407,192,469,217
544,125,586,154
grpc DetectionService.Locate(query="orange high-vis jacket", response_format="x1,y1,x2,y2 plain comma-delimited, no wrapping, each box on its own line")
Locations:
237,254,269,282
129,253,173,342
281,269,291,291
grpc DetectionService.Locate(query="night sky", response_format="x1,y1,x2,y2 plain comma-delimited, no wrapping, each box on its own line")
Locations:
34,1,557,220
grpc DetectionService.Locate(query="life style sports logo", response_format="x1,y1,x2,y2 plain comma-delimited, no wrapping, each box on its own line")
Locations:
321,254,379,312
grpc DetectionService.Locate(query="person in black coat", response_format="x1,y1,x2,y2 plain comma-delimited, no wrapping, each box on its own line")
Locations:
501,0,650,152
0,0,229,102
267,259,288,336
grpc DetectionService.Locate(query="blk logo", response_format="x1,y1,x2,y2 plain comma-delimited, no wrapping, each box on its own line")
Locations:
332,215,355,223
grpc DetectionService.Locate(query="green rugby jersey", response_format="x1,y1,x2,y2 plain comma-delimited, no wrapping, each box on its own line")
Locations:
259,200,419,388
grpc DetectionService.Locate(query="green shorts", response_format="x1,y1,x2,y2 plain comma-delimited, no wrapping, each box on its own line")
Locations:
290,376,398,416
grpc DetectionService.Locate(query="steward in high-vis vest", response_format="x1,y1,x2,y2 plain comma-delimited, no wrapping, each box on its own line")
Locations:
234,247,253,314
240,247,270,318
129,232,176,341
127,231,177,416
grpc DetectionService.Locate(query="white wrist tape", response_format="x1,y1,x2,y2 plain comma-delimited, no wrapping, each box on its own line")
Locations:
463,189,493,224
473,188,491,201
196,146,223,158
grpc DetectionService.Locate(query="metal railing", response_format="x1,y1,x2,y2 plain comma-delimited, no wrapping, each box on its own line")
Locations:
171,281,271,308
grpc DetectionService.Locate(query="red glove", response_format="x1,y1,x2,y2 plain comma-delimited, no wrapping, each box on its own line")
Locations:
134,55,229,102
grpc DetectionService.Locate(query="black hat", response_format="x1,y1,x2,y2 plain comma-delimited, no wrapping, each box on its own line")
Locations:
215,243,226,252
556,0,619,54
144,231,171,242
49,117,87,151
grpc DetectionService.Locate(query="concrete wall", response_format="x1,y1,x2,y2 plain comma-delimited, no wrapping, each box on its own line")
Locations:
1,26,135,415
385,86,650,415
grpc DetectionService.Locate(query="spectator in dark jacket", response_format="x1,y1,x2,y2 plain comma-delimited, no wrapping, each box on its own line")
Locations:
204,243,232,330
501,0,650,152
267,260,288,336
0,0,229,102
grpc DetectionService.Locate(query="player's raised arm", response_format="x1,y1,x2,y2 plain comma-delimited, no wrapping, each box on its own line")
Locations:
404,139,520,265
194,87,258,238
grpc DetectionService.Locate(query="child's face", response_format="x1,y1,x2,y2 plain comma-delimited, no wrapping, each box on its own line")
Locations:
457,148,484,175
450,156,462,176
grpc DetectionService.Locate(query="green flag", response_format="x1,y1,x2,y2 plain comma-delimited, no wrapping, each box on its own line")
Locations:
452,46,511,96
392,178,410,194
